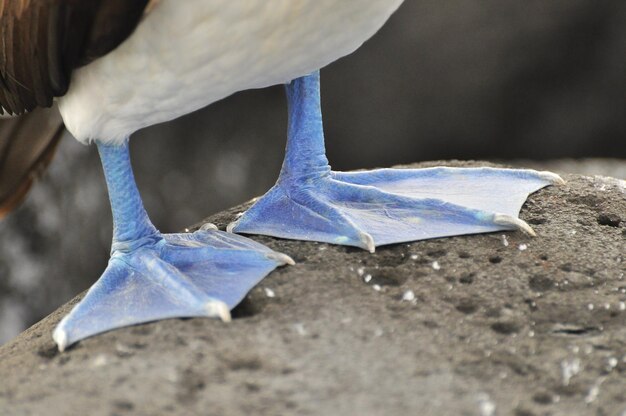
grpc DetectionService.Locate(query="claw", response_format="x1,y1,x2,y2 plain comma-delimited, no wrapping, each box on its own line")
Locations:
205,300,231,323
537,171,566,185
200,223,219,231
265,252,296,265
226,220,238,233
493,214,536,237
53,326,68,352
359,232,376,253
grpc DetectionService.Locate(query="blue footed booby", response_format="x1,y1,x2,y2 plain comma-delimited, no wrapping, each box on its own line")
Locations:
0,0,562,351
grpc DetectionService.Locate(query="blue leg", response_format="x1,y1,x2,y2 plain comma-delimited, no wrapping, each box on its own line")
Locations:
53,141,292,351
228,71,564,251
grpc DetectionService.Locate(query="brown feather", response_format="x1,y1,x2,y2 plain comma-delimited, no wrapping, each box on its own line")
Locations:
0,106,63,218
0,0,150,114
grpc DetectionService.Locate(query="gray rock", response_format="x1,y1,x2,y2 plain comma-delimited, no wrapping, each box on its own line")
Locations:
3,0,626,343
0,162,625,416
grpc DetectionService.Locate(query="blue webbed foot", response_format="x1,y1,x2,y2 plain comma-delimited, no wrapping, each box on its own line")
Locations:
53,141,293,352
53,229,292,351
228,167,563,252
228,72,564,251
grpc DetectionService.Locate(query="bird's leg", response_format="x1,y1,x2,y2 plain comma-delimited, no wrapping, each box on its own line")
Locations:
228,71,563,251
53,140,292,351
279,70,332,183
99,140,161,250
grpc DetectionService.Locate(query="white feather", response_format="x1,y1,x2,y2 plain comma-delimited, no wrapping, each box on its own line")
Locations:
58,0,403,144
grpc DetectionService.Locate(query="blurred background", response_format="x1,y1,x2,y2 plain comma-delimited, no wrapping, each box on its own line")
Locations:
1,0,625,344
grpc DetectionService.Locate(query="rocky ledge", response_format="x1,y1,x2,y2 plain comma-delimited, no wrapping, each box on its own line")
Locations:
0,161,625,416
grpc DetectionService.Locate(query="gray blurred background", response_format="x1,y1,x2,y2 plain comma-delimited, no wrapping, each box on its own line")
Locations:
1,0,625,344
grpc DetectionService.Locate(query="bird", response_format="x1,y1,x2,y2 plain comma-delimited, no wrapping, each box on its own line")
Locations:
0,0,562,351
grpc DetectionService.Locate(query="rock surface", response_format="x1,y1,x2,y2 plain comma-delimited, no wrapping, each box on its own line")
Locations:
3,0,626,341
0,162,625,416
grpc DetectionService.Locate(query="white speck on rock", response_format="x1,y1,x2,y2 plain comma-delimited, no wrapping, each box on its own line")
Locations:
293,323,306,336
165,367,179,383
561,357,581,386
587,303,595,311
476,393,496,416
585,377,606,404
357,267,365,277
402,290,416,302
501,235,509,247
518,244,528,251
372,284,382,292
115,343,134,357
364,274,372,283
619,302,626,311
432,261,441,271
410,254,418,260
264,288,275,298
92,354,108,368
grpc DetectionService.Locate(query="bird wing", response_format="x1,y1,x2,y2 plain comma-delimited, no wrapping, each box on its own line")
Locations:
0,0,150,115
0,107,63,218
0,0,150,217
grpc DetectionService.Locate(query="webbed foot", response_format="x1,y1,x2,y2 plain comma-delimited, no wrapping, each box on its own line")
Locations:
53,229,291,351
54,141,292,351
228,167,563,251
227,72,563,251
